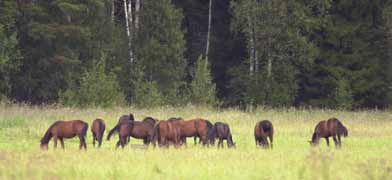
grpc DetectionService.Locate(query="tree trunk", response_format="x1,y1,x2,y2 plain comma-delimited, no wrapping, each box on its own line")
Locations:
123,0,134,63
205,0,212,68
111,0,115,22
248,15,254,76
135,0,140,30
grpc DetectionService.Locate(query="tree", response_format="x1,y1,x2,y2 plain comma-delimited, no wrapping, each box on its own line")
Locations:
133,0,187,105
12,0,112,104
0,0,21,101
59,54,125,107
190,55,217,105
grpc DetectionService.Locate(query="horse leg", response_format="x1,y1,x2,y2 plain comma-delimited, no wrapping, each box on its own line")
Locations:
53,136,58,149
98,135,103,148
325,137,330,147
60,137,65,149
269,135,273,149
218,138,223,148
332,136,339,148
116,140,121,149
92,133,96,147
337,134,342,147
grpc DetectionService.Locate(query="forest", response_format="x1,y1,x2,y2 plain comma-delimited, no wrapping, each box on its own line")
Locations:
1,0,391,109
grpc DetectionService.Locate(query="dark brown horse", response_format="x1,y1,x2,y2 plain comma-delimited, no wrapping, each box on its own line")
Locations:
254,120,274,149
309,118,348,147
152,120,181,147
116,121,134,148
208,122,235,148
171,118,212,146
91,118,105,147
40,120,88,150
106,113,134,141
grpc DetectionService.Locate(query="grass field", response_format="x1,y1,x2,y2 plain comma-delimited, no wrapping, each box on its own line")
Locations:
0,104,391,179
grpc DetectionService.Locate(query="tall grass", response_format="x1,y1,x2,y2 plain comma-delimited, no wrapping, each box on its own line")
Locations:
0,104,391,179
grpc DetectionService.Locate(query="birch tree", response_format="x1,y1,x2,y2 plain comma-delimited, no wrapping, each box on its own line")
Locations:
205,0,212,67
123,0,134,63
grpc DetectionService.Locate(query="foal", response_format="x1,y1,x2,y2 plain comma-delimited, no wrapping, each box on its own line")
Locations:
309,118,348,147
40,120,88,150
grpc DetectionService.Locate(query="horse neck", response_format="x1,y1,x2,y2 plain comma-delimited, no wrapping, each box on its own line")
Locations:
311,132,319,143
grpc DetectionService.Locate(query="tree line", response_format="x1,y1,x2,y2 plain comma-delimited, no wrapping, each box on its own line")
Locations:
0,0,391,109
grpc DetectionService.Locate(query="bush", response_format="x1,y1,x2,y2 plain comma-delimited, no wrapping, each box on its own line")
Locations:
189,55,217,106
59,55,125,107
132,80,164,108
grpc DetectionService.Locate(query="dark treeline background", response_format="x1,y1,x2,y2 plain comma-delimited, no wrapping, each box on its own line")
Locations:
0,0,391,109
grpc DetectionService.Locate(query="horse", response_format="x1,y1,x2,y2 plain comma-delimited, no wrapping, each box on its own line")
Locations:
91,118,105,148
152,120,181,148
106,113,134,141
40,120,88,150
116,121,134,148
254,120,274,149
126,117,158,145
309,118,348,147
171,118,212,146
208,122,236,148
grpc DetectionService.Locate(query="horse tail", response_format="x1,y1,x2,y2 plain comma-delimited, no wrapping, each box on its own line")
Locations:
107,124,119,141
81,122,88,139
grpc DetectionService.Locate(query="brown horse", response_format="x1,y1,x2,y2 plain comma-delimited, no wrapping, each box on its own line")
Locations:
106,113,134,141
254,120,274,149
208,122,236,148
152,120,181,147
309,118,348,147
127,117,158,145
40,120,88,150
171,118,212,146
91,118,105,148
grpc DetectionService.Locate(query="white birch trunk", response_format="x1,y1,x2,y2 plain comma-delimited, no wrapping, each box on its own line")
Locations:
205,0,212,68
135,0,140,30
111,0,115,22
123,0,134,63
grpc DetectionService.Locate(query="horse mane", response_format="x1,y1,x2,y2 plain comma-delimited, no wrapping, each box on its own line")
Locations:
40,121,62,145
129,113,135,121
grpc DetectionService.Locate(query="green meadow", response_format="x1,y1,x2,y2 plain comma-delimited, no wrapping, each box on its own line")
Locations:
0,104,391,179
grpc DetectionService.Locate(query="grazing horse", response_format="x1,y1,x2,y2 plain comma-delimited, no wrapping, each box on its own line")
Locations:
107,113,134,141
153,120,181,147
309,118,348,147
91,118,105,147
208,122,236,148
171,118,212,146
126,117,158,145
116,121,134,148
254,120,274,149
40,120,88,150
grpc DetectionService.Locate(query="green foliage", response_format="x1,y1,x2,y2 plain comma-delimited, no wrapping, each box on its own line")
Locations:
133,80,164,108
134,0,187,105
190,55,217,106
59,55,125,108
334,78,353,110
0,0,21,101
